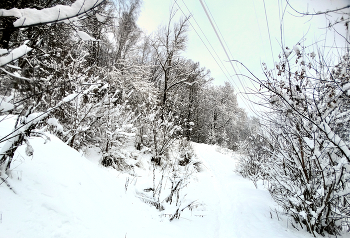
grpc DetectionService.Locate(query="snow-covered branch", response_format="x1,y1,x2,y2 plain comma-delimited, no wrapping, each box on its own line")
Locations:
0,44,32,66
0,0,105,28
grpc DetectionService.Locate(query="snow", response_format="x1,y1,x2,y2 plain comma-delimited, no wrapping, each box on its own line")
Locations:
0,68,32,81
0,0,104,27
293,45,301,55
46,118,64,132
284,49,292,58
6,64,21,70
95,13,107,22
0,49,8,55
321,121,350,158
62,93,78,102
303,137,314,149
0,128,321,237
76,31,96,41
193,144,314,238
0,44,32,66
0,101,15,113
343,83,350,91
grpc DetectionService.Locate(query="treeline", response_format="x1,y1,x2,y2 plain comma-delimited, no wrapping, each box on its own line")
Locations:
0,0,252,175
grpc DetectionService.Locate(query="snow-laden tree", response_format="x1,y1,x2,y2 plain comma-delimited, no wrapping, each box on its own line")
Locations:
151,7,191,110
113,0,141,62
0,0,108,175
235,3,350,235
194,82,247,149
237,43,350,236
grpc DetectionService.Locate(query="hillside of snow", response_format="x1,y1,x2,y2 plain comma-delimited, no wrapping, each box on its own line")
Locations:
0,119,318,238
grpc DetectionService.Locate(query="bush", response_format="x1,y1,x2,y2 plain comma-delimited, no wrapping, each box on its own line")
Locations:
238,47,350,236
237,132,272,187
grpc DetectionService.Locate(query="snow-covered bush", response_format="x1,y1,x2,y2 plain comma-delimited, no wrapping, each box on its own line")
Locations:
0,0,110,175
138,108,182,161
236,132,272,187
137,137,203,220
241,46,350,236
271,54,349,236
164,138,203,204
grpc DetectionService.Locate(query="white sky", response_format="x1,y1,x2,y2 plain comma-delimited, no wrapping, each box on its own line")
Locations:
137,0,349,115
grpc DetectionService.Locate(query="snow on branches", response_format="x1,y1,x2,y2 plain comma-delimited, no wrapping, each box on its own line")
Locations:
0,0,105,28
238,43,350,235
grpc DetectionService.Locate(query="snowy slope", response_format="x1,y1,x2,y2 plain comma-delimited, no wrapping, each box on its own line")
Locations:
0,123,318,238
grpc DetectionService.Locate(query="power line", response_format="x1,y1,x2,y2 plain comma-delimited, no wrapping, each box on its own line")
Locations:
173,0,232,84
179,0,263,116
262,0,275,65
202,0,262,113
198,0,262,116
251,0,266,56
174,0,262,118
180,0,232,80
174,0,263,116
198,0,236,76
202,0,250,89
177,0,245,98
203,0,234,62
203,0,260,116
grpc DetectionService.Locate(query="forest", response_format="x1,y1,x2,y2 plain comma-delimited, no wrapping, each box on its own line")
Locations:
0,0,252,161
0,0,349,237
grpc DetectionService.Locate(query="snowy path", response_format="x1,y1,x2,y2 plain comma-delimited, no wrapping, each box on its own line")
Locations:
192,143,311,238
0,127,314,238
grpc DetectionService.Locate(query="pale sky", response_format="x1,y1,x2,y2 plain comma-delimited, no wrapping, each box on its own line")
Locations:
137,0,349,115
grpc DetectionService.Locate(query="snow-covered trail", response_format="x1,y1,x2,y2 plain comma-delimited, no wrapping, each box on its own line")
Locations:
0,119,314,238
192,143,310,238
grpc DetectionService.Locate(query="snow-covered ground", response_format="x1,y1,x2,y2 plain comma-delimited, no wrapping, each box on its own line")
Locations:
0,120,326,237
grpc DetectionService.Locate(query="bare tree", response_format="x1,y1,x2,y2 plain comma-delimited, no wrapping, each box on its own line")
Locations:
151,7,191,108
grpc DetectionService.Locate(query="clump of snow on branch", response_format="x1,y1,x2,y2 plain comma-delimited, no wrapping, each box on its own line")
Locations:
0,0,104,27
77,31,96,41
0,44,32,66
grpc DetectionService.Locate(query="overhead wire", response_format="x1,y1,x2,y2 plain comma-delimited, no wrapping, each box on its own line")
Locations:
173,0,266,116
203,0,262,105
199,0,262,116
250,0,272,96
175,0,261,118
198,0,237,76
262,0,275,66
173,0,233,85
204,0,261,116
202,0,236,69
278,0,283,48
181,1,263,117
203,0,260,114
251,0,267,58
180,0,232,79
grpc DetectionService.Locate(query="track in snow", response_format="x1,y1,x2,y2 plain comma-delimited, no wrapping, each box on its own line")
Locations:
192,143,312,238
0,128,315,238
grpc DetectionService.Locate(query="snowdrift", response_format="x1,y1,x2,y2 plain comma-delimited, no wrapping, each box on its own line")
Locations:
0,119,207,238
